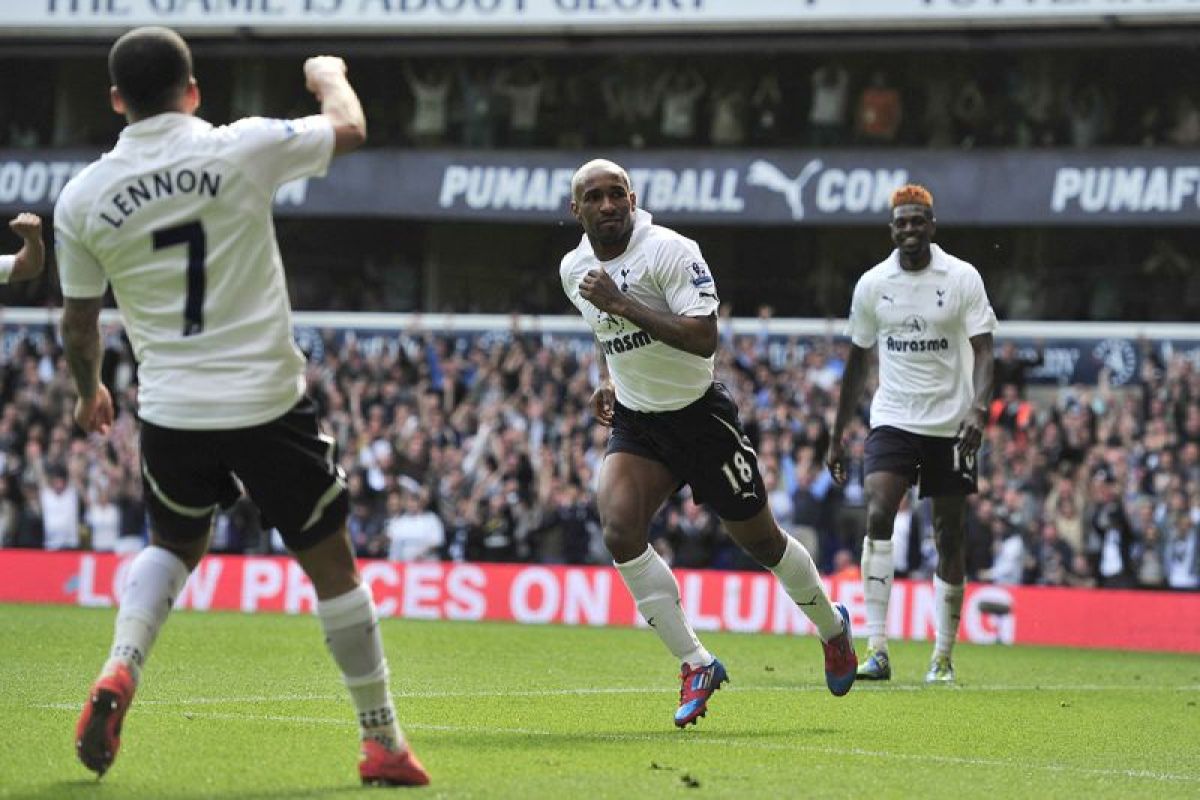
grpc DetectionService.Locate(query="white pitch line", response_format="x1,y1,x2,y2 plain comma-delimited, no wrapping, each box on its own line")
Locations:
136,709,557,737
124,708,554,737
32,693,345,710
29,682,1200,710
103,707,1200,785
398,683,1200,698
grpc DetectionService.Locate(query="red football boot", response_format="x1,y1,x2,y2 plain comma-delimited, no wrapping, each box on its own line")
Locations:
75,663,136,777
674,658,729,728
359,738,431,787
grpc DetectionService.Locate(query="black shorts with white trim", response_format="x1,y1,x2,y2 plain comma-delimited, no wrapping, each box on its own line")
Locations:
139,396,348,551
606,383,767,522
864,424,978,499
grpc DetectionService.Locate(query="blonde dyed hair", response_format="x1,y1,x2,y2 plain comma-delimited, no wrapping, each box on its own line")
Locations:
571,159,631,202
890,184,934,209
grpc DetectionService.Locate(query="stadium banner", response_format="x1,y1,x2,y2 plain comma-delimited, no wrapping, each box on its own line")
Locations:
6,0,1200,35
2,550,1197,653
6,148,1200,227
2,309,1199,388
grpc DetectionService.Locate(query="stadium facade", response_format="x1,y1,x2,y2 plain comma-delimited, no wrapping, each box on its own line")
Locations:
2,3,1199,322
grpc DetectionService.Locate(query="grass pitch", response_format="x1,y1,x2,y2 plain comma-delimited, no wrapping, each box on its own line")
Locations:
1,602,1197,799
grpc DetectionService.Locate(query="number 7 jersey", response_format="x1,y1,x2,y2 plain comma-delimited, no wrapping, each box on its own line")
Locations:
55,113,335,430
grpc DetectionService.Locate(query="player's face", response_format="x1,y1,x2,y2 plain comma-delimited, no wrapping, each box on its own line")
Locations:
571,170,636,248
890,204,935,256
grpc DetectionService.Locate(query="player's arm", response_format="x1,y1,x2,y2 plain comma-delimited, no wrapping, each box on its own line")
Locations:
1,213,45,283
620,302,716,358
958,332,995,458
826,343,872,484
579,268,717,358
590,340,615,427
61,297,113,435
304,56,367,155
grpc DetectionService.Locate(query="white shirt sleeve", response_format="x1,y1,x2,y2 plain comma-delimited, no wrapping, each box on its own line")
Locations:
54,192,108,298
651,238,720,318
0,255,13,284
559,254,576,302
845,275,877,349
961,266,999,338
224,115,336,192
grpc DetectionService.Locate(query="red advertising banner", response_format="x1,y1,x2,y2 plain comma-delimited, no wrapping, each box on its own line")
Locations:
2,550,1198,653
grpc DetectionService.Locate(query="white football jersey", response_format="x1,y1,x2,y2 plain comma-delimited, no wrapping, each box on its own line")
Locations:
845,243,998,437
55,113,334,430
561,209,720,412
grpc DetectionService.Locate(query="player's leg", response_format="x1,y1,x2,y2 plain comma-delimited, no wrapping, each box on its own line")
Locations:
919,433,977,684
77,423,220,777
725,507,842,640
684,384,854,695
722,506,857,696
926,494,967,684
858,471,909,679
598,445,726,727
290,527,427,785
857,426,921,679
599,451,714,663
232,399,427,785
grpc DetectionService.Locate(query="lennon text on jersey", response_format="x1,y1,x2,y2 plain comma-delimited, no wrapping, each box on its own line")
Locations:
100,168,222,229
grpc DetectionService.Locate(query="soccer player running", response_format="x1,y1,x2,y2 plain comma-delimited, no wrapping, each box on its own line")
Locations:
57,27,428,786
0,212,45,284
561,159,857,727
825,185,996,684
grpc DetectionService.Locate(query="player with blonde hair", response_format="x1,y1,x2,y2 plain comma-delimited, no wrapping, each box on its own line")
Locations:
826,184,997,683
561,158,857,727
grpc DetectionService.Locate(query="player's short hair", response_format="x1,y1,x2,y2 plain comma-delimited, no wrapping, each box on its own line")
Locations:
890,184,934,210
571,159,631,202
109,26,193,117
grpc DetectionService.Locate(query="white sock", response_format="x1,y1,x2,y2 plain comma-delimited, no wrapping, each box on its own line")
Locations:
769,535,844,642
317,584,405,751
103,545,190,681
861,538,895,652
615,546,712,667
933,575,964,659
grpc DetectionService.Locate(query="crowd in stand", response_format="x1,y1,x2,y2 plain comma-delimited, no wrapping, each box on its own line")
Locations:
0,317,1197,591
7,51,1200,151
379,53,1200,151
367,52,1200,151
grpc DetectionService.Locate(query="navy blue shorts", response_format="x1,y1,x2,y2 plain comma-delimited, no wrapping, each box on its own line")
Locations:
864,425,977,499
606,383,767,521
